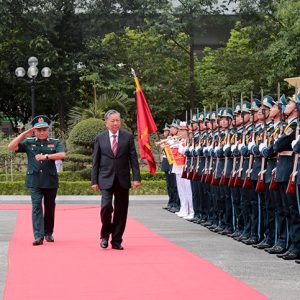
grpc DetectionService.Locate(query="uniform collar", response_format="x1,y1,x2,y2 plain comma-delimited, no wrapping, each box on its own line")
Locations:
287,117,297,124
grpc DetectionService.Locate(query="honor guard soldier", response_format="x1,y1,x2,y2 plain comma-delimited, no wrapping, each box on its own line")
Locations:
186,114,202,222
217,107,234,235
291,92,300,263
254,95,276,250
261,95,290,254
202,111,219,229
273,95,300,259
234,100,253,242
8,115,66,246
161,123,173,211
172,121,194,219
229,103,244,239
243,98,263,245
167,119,181,213
193,112,208,224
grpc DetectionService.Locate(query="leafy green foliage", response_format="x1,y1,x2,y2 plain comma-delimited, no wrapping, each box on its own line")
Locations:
67,118,106,148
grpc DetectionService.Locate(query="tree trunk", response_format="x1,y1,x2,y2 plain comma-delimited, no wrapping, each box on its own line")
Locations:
189,33,196,110
58,76,66,133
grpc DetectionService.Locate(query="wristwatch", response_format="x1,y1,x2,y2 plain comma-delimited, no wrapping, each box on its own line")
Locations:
45,154,49,160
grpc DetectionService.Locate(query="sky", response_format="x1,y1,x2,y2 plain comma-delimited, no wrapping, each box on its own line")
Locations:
171,0,238,14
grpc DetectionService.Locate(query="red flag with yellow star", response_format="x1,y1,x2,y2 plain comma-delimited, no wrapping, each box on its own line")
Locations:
133,71,157,175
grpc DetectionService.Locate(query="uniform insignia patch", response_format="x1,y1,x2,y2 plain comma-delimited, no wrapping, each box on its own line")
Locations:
285,127,293,136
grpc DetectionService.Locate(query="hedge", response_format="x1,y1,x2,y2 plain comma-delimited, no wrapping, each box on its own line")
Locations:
0,180,167,195
0,170,165,182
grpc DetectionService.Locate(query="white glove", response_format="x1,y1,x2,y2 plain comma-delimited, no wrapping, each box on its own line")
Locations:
178,145,186,155
207,145,213,152
231,145,237,152
259,142,267,152
189,146,194,151
214,146,220,153
223,144,230,151
292,139,297,149
247,141,255,150
203,147,207,152
238,143,245,151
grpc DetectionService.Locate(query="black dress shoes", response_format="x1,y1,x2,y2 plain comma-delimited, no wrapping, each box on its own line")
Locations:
280,252,300,260
243,238,259,245
45,235,54,242
255,242,272,249
219,229,233,236
32,238,43,246
100,238,109,249
265,245,286,254
112,244,124,250
295,260,300,264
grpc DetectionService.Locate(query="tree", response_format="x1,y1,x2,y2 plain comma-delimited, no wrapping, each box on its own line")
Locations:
79,27,196,130
68,91,133,129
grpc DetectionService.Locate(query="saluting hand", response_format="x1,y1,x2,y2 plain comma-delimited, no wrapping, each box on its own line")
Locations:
23,127,35,138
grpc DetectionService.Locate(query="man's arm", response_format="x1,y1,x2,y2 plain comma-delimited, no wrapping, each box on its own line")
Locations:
35,152,66,161
7,128,35,151
91,136,101,191
129,134,141,188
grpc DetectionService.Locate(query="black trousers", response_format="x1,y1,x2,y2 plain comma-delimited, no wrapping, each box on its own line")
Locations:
100,176,129,246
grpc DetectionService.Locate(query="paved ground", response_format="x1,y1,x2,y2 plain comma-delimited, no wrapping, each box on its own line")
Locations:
1,195,300,300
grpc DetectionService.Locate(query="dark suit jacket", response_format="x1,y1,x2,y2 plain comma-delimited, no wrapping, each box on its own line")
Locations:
91,129,141,189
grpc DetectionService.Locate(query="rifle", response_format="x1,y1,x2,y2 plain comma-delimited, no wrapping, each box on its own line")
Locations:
211,103,220,186
220,100,230,186
192,109,201,181
228,99,238,187
234,94,245,188
201,107,208,182
256,90,267,192
205,108,215,184
286,84,300,195
243,91,255,189
187,110,195,180
269,83,282,191
181,111,189,179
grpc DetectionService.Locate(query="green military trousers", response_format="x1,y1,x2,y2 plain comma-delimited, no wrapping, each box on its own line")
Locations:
29,187,57,240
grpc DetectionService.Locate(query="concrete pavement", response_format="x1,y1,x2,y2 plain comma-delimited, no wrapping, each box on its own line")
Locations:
1,196,300,300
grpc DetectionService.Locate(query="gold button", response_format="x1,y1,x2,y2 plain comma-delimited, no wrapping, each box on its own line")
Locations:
40,170,43,173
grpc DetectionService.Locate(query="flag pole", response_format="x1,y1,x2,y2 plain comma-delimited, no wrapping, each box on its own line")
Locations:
131,68,161,141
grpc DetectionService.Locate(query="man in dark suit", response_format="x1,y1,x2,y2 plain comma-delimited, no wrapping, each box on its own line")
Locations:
91,110,141,250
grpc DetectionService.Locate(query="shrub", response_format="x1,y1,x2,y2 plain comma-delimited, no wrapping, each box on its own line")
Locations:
67,118,106,148
0,180,167,195
66,153,92,163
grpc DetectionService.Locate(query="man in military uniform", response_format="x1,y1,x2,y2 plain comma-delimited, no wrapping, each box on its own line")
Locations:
273,95,300,259
160,123,173,210
8,115,66,246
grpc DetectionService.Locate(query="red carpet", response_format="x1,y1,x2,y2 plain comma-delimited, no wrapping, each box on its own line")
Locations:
1,204,268,300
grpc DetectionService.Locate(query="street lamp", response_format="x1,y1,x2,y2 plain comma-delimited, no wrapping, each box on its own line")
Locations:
15,56,51,119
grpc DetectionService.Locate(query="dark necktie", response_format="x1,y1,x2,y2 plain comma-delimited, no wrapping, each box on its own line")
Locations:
112,135,117,156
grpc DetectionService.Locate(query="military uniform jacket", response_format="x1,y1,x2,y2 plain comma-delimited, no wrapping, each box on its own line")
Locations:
17,137,64,188
241,124,253,180
262,122,277,184
251,123,263,181
292,136,300,184
197,131,206,174
273,119,297,182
